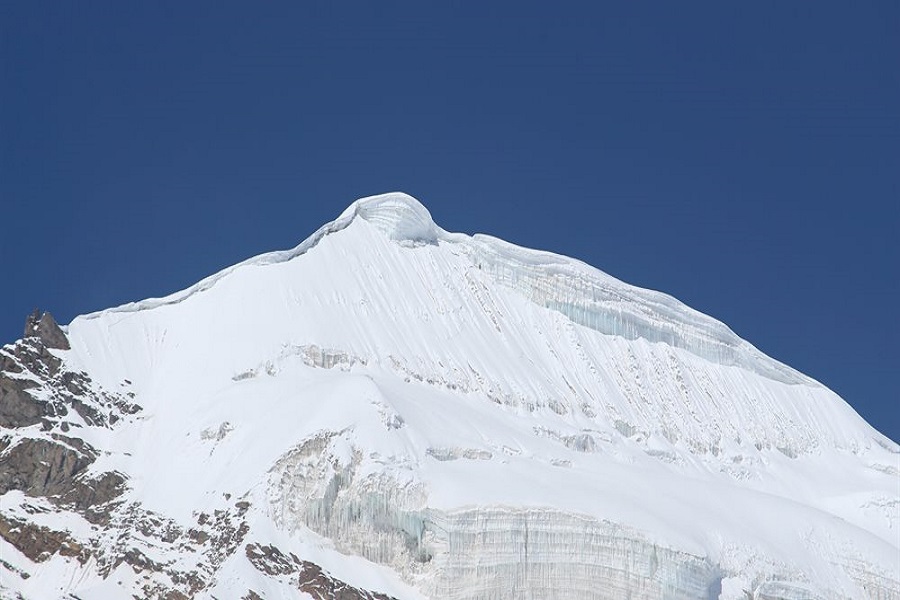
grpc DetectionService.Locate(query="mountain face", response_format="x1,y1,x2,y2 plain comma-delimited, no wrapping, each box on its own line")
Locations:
1,193,897,600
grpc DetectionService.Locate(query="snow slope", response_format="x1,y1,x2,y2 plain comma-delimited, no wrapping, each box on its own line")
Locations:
2,192,898,599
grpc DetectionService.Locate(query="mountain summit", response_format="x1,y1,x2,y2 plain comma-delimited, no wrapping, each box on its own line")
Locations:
1,193,897,599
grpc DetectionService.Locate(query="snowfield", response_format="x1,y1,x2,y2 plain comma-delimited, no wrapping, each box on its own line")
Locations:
2,193,897,599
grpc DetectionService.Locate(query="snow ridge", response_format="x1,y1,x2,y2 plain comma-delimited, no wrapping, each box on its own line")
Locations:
76,192,802,385
3,192,898,600
338,192,441,244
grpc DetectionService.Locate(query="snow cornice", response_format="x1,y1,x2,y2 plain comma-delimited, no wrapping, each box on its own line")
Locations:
72,192,810,386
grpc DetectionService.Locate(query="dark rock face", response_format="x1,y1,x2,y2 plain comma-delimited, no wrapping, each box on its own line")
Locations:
0,436,95,498
0,313,135,531
85,501,247,597
0,376,43,428
0,513,89,564
0,315,397,600
245,543,397,600
297,560,397,600
1,313,134,587
24,309,70,351
0,434,126,529
62,470,127,524
0,325,140,431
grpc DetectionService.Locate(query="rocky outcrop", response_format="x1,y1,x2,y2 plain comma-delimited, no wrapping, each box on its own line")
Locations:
23,309,70,351
0,436,94,498
1,312,138,590
0,435,126,526
0,375,43,428
0,313,313,599
245,543,397,600
1,314,136,528
0,319,140,431
0,513,89,564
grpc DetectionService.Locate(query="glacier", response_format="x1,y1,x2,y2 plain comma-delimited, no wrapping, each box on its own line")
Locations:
1,192,897,599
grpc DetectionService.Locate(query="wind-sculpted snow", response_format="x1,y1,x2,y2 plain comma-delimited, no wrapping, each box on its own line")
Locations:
460,236,807,385
7,193,896,599
340,193,440,244
75,193,802,388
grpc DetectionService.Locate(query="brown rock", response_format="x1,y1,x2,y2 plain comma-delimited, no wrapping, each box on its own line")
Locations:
0,437,94,498
245,543,397,600
24,310,70,351
0,436,125,522
0,376,44,428
0,513,89,564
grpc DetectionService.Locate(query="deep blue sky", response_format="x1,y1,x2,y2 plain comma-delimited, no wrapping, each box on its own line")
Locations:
2,3,897,442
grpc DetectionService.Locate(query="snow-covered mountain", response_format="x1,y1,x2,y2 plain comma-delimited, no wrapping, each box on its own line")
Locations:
1,193,897,600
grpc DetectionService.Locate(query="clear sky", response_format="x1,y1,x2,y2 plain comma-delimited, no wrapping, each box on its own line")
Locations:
2,2,897,442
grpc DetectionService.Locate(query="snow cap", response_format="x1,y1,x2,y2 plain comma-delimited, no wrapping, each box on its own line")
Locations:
339,192,440,244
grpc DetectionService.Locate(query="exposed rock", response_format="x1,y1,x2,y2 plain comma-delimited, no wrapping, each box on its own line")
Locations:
135,513,183,544
0,436,126,523
187,527,210,544
0,513,89,564
64,470,127,524
119,547,166,574
71,500,257,598
0,331,141,431
0,556,30,580
297,559,397,600
0,376,44,428
245,543,397,600
245,543,296,576
199,506,250,567
133,580,195,600
0,314,399,599
23,309,70,351
0,436,94,498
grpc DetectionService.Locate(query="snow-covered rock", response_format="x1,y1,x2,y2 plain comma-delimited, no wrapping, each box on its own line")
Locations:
1,192,897,599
